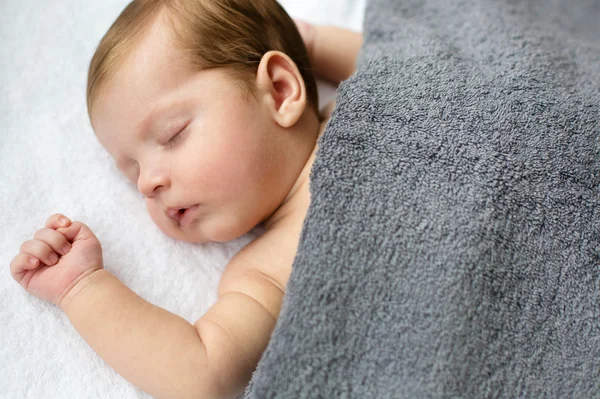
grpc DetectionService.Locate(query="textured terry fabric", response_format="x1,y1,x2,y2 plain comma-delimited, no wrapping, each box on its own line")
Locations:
246,0,600,398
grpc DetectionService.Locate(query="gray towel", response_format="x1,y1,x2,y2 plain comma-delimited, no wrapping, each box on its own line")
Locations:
245,0,600,397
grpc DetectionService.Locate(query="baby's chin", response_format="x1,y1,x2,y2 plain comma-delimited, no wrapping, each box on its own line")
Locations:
151,212,255,244
162,227,210,243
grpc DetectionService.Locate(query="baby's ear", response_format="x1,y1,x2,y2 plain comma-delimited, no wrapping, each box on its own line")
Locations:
255,51,307,128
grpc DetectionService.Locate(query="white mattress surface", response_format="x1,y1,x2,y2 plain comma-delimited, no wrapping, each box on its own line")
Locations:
0,0,364,397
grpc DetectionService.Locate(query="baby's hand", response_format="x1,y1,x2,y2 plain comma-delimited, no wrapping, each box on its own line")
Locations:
10,214,103,306
294,19,363,84
294,19,316,60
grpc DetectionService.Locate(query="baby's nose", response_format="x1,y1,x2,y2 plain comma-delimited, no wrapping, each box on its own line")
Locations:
137,168,169,197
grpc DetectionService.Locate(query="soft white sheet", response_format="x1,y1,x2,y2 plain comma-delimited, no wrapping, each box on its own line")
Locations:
0,0,364,397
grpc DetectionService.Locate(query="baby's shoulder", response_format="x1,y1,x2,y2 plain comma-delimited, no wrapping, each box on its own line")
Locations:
219,211,305,304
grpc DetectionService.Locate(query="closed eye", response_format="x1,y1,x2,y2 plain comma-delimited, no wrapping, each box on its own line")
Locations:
163,125,188,148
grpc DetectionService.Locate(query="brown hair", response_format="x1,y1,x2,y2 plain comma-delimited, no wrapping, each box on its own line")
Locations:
87,0,318,116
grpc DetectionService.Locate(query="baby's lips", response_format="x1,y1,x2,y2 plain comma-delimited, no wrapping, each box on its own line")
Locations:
167,209,180,218
166,208,184,222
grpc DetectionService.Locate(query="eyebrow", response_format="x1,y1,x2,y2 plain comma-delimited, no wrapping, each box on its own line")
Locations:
136,106,163,139
136,99,186,139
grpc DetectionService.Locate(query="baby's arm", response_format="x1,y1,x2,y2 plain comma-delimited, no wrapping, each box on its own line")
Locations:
63,246,281,398
11,214,282,399
63,267,279,399
296,21,363,84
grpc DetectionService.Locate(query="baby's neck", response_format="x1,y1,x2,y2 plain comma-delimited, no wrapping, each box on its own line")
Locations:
262,111,322,231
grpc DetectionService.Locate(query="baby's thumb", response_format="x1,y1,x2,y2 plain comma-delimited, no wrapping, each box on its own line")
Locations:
56,221,98,244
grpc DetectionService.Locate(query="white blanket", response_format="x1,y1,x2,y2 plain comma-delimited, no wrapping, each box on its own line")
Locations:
0,1,364,397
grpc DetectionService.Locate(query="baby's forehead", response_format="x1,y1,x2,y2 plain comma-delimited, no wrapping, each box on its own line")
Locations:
93,13,192,104
94,55,192,122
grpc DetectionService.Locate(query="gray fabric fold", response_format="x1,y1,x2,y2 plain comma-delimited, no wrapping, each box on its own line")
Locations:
246,0,600,397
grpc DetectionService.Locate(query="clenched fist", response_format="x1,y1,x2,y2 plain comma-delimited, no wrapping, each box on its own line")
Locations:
10,214,104,306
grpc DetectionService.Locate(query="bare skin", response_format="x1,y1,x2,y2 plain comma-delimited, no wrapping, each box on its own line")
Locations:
9,20,362,399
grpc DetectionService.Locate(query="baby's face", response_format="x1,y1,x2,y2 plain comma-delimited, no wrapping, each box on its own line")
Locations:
91,18,298,243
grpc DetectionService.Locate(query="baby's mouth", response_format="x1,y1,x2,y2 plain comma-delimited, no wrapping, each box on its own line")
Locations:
166,207,187,222
166,205,199,227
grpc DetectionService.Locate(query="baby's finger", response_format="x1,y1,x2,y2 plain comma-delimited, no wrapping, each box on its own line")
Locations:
10,253,41,276
33,227,71,256
20,239,59,266
56,221,97,244
45,214,71,230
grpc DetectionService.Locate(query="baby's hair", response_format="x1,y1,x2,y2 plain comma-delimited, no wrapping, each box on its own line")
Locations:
87,0,318,117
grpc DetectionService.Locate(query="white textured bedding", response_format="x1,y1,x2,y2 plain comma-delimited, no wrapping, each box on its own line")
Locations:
0,0,364,397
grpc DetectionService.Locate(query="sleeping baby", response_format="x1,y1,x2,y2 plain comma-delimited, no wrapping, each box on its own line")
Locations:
9,0,361,397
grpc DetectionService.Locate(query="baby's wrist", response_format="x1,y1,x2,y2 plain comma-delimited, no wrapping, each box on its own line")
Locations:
295,19,316,59
59,268,106,311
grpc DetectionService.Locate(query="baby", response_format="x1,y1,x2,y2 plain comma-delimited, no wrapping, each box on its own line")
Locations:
9,0,361,398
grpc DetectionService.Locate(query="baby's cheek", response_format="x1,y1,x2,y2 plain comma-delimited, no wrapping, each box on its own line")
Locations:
145,200,171,235
205,210,256,243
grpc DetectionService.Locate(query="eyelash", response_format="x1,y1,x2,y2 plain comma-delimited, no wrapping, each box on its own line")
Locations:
163,125,188,148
